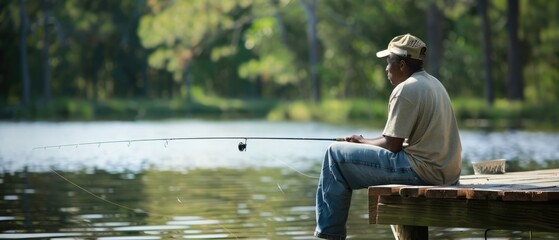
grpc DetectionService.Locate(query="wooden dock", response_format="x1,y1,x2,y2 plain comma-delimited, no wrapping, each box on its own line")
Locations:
368,168,559,239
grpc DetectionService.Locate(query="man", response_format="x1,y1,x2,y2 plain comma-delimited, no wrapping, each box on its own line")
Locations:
314,33,462,239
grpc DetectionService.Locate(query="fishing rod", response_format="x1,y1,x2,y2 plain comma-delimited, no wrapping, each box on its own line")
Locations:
33,136,347,152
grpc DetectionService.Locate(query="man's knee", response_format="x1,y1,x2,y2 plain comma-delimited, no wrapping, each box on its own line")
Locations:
326,142,351,164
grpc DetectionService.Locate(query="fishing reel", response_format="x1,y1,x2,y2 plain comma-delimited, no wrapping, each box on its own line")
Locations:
238,139,247,152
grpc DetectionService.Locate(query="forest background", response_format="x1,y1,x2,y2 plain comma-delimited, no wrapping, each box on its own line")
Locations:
1,0,558,130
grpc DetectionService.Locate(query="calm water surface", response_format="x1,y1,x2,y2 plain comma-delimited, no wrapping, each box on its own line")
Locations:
1,120,558,239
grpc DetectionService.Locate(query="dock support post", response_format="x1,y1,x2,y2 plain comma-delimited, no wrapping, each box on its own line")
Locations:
390,225,428,240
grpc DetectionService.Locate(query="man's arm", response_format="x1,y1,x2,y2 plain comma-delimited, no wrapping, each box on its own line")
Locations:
345,135,405,153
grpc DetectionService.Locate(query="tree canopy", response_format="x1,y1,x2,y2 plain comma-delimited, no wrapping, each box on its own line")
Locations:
2,0,558,120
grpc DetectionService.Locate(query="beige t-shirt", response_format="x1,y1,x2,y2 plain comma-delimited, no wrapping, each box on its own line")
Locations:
383,71,462,185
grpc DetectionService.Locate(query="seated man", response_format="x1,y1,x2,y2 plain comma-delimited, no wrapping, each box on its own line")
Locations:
314,33,462,240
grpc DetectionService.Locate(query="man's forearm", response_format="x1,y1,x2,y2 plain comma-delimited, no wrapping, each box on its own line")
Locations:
354,135,404,153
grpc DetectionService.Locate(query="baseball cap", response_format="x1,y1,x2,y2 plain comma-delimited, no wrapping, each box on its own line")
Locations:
376,34,427,60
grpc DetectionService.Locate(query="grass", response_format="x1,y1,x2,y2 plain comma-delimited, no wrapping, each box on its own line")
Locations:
2,96,558,131
452,98,559,130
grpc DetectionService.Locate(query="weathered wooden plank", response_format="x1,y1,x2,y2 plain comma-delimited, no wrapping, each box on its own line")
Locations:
399,186,431,198
395,185,514,200
382,183,559,201
368,184,406,224
500,187,559,201
459,183,559,191
375,195,559,232
369,194,379,224
459,169,559,182
501,190,533,201
504,169,559,175
465,188,502,200
369,168,559,238
424,187,470,199
368,184,407,196
462,186,559,201
445,169,559,201
461,176,559,186
532,191,559,201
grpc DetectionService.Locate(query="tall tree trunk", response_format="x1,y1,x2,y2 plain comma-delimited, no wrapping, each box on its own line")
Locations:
19,0,31,105
300,0,320,102
168,77,174,99
91,43,103,103
477,0,495,105
183,61,192,103
41,0,52,103
506,0,523,100
273,4,290,51
426,2,443,78
142,50,149,97
343,57,355,99
135,0,149,98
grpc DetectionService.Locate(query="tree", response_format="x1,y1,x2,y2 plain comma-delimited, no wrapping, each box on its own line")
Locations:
234,1,302,99
520,0,559,103
239,14,300,98
506,0,523,100
426,1,444,79
299,0,320,102
139,1,251,101
3,0,559,118
19,0,31,105
41,0,52,103
477,0,494,105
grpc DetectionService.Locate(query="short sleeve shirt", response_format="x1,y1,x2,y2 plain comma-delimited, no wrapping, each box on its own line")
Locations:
383,71,462,185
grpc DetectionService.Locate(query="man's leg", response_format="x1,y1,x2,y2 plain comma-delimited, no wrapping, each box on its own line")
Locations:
314,142,425,239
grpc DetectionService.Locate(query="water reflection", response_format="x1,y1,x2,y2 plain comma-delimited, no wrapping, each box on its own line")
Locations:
1,120,559,239
0,168,383,239
3,168,559,239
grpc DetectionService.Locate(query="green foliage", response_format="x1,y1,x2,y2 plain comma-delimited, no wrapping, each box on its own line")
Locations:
2,0,559,127
21,98,96,120
264,99,388,127
5,96,557,131
239,10,301,90
138,0,246,89
453,98,559,130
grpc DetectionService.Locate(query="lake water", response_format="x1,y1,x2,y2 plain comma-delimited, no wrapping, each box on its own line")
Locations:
1,120,558,239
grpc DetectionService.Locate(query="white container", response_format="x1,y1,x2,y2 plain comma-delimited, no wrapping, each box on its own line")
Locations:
472,159,506,174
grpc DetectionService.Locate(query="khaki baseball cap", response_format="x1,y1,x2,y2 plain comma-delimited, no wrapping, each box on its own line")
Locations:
376,34,427,60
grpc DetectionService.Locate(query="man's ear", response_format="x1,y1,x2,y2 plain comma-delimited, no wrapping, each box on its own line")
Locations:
399,60,406,71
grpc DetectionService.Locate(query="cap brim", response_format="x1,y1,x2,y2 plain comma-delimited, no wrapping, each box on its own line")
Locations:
376,49,390,58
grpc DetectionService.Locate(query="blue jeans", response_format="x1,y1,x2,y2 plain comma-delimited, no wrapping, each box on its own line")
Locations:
314,142,427,239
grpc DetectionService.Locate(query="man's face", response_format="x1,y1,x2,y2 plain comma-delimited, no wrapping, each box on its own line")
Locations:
385,54,405,86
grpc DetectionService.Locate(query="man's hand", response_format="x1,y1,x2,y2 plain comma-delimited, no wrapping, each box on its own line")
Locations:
345,135,364,143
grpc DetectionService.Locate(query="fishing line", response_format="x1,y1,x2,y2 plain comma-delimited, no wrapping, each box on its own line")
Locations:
277,184,285,194
49,168,239,239
50,168,142,213
270,155,319,179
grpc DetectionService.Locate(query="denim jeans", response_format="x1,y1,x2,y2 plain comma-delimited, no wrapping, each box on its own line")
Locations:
314,142,427,239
